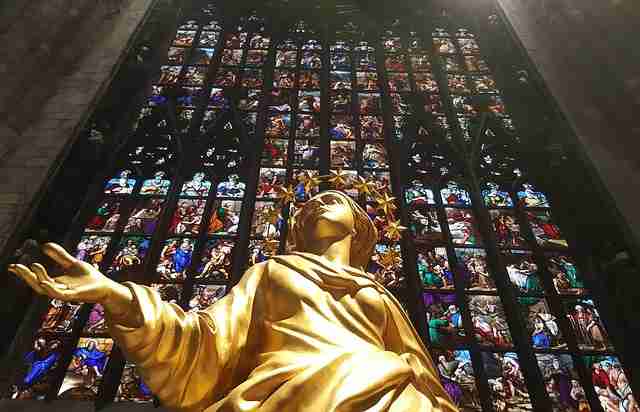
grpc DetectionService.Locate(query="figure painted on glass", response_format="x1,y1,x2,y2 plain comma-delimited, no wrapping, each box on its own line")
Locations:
455,248,496,291
566,300,611,351
104,170,136,195
124,199,164,234
504,252,541,295
417,247,452,289
116,362,153,402
296,115,320,138
39,300,80,333
75,236,110,268
424,292,465,347
517,183,550,208
109,237,150,275
84,304,107,335
409,207,442,243
433,350,482,411
86,201,121,232
139,171,171,196
526,211,567,248
587,356,637,412
157,238,194,281
441,181,472,206
404,180,435,206
469,295,512,348
360,116,383,141
189,285,226,312
10,337,62,399
546,254,586,295
446,208,481,246
490,211,525,248
169,200,204,235
216,174,246,198
482,182,513,207
329,115,354,140
482,352,532,411
180,172,212,197
208,201,241,235
299,71,320,89
198,240,233,280
362,143,387,168
58,338,112,399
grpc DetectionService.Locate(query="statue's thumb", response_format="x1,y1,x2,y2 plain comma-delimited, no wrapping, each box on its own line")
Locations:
42,243,75,269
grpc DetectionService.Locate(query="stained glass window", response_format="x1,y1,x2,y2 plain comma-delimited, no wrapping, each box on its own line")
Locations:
5,2,635,411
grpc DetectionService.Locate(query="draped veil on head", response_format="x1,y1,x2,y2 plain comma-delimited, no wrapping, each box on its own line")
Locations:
288,190,378,271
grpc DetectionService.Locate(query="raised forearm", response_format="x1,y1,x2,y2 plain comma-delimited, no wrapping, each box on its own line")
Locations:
102,280,141,328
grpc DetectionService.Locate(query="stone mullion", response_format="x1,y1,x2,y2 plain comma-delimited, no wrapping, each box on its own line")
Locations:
372,29,421,335
229,33,277,285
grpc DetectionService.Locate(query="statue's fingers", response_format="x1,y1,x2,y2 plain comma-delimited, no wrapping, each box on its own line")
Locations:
31,263,57,285
41,243,75,269
8,264,47,295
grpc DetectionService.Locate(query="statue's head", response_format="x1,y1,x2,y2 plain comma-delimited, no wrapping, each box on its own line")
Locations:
289,191,377,270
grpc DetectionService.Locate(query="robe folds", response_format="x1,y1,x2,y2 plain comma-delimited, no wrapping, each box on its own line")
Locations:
106,252,458,412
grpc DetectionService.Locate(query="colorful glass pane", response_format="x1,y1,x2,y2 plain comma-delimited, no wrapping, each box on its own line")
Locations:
502,250,543,295
489,210,527,248
9,336,65,400
196,239,234,281
519,298,566,350
188,285,226,312
564,299,614,351
208,200,241,235
445,208,483,246
417,246,453,290
75,235,111,268
82,304,107,335
481,352,533,411
536,354,590,412
468,295,513,348
123,198,165,235
157,238,195,281
115,362,153,403
168,199,205,235
409,205,443,243
525,210,568,248
584,355,636,412
431,349,482,411
455,248,496,292
58,337,114,399
545,253,587,295
423,292,465,347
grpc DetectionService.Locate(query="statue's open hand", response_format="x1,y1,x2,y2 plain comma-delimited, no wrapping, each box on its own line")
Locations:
8,242,114,304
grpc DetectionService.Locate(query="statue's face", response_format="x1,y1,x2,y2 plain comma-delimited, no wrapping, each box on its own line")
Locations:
304,193,355,242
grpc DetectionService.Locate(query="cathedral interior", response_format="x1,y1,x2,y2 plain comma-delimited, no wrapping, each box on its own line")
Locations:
0,0,639,410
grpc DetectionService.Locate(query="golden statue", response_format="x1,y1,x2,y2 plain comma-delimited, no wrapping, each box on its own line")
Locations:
9,191,457,412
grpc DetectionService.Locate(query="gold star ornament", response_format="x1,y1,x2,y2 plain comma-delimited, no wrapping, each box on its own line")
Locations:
276,184,296,205
383,220,407,241
327,169,350,189
352,176,378,197
375,192,398,216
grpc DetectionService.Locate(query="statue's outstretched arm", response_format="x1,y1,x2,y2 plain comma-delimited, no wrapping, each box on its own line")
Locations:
9,243,267,412
107,262,266,412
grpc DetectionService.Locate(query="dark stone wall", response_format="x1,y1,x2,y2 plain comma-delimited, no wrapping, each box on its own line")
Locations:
0,0,157,252
496,0,640,251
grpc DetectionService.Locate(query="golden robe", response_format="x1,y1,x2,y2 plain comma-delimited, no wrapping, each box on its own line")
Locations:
106,252,458,412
